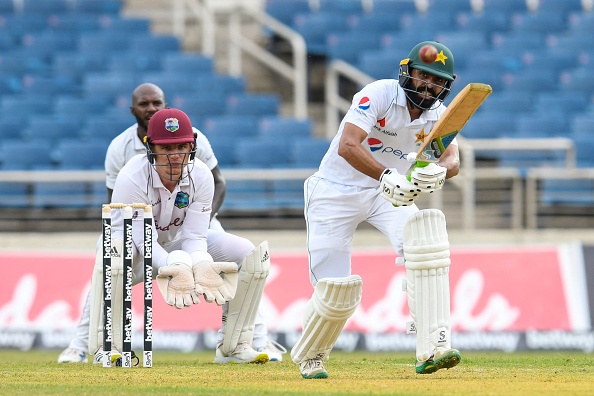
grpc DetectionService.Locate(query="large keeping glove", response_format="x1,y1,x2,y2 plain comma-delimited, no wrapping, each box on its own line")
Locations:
190,251,239,306
156,250,200,309
380,169,420,206
407,153,447,193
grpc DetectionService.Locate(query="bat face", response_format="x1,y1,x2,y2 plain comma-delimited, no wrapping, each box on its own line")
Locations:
415,83,492,164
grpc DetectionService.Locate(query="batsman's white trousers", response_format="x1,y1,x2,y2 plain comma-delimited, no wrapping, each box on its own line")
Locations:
304,176,418,286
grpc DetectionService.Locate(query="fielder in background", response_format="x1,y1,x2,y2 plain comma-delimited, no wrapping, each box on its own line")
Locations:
291,41,461,379
58,85,285,364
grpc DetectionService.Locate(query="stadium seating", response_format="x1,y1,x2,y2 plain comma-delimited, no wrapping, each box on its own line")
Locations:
0,140,54,170
31,181,90,208
289,137,330,168
258,116,313,142
225,93,280,117
52,140,109,169
20,116,82,142
264,0,310,26
234,139,290,168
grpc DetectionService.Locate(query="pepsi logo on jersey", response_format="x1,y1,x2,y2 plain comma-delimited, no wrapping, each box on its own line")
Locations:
367,138,407,159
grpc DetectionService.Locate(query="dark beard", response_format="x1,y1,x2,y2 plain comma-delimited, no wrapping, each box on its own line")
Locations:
135,115,148,131
408,86,438,110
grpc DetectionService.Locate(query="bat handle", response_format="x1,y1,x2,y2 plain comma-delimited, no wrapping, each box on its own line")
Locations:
406,161,430,182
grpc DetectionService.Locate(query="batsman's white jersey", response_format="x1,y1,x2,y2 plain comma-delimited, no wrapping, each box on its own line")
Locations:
315,79,456,187
105,124,218,190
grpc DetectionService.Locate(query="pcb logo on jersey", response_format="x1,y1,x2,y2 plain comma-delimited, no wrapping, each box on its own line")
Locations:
165,118,179,133
174,191,189,208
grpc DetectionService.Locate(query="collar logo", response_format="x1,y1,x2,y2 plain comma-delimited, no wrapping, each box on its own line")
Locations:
165,118,179,133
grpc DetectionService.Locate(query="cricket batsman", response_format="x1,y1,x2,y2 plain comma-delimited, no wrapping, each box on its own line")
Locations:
290,41,462,378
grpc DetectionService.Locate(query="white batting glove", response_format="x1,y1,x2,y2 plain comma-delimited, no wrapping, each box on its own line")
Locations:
380,169,420,206
409,162,447,193
190,251,239,306
156,250,200,309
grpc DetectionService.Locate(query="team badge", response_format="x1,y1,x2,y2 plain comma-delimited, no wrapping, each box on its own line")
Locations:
165,118,179,133
174,191,189,209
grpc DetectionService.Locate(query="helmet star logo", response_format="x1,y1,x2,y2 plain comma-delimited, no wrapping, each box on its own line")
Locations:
435,50,447,65
415,130,426,143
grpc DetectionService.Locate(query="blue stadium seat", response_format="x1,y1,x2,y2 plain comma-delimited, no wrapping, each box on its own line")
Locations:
380,30,437,54
0,0,14,13
82,115,132,142
99,17,151,33
540,178,594,206
225,94,280,117
514,113,567,138
195,75,245,96
168,93,228,120
89,181,108,207
462,111,517,139
265,0,310,25
510,10,568,33
570,114,594,137
0,95,55,119
567,11,594,34
537,0,584,16
292,12,351,55
272,179,305,208
318,0,364,14
201,116,259,139
289,137,330,168
78,32,131,54
19,32,77,58
20,116,82,142
0,72,22,94
139,72,200,96
53,52,109,79
482,0,527,14
490,32,547,57
356,50,400,79
82,72,140,99
0,14,48,35
533,92,589,115
347,13,400,35
399,11,456,37
0,50,51,76
455,11,510,34
32,182,90,209
21,74,80,95
520,48,579,75
235,139,290,168
108,53,162,73
205,135,239,167
0,116,29,141
161,53,214,75
222,180,271,210
0,32,20,51
559,67,594,95
52,139,109,169
0,182,30,208
501,68,559,93
326,32,382,64
47,13,102,33
477,91,533,114
23,0,71,13
71,0,122,14
429,0,473,13
0,140,54,170
129,35,181,53
572,134,594,168
434,31,488,69
371,0,417,14
258,116,312,142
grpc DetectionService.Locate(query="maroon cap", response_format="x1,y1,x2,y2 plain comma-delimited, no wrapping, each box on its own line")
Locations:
146,108,194,145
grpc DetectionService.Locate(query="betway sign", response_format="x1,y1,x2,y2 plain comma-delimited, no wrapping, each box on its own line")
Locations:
0,244,590,350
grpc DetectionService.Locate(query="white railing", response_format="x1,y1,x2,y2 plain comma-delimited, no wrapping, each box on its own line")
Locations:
227,4,308,120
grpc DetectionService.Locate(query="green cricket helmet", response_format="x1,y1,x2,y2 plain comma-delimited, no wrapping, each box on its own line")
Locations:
399,41,456,108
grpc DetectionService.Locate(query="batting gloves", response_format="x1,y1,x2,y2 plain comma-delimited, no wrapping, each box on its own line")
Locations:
409,163,447,193
380,169,420,206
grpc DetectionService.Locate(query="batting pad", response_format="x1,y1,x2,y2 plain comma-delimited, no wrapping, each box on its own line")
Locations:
403,209,452,362
221,241,270,354
89,238,124,356
290,275,362,364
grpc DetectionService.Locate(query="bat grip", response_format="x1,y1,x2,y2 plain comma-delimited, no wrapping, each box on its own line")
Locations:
406,161,430,181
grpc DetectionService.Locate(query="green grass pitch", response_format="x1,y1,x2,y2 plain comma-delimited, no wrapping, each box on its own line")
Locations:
1,350,593,395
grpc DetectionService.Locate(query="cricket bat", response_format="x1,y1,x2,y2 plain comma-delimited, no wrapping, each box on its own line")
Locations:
406,83,493,176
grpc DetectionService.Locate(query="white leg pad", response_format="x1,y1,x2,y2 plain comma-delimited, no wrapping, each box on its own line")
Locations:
403,209,452,362
290,275,362,364
221,241,270,354
89,238,124,356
